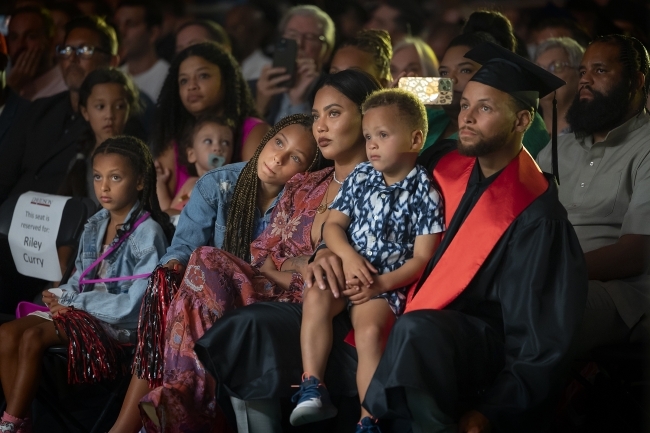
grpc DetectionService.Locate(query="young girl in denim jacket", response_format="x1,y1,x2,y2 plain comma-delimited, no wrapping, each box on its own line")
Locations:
0,136,174,433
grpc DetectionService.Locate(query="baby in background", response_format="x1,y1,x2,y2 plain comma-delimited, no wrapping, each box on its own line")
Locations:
293,88,445,433
158,114,236,213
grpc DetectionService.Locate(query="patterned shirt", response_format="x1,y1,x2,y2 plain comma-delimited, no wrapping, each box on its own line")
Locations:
330,162,444,274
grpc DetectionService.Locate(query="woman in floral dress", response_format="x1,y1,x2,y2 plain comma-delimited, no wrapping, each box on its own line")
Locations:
139,70,382,432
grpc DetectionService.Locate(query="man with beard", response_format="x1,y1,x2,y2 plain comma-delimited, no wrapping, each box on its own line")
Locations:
195,42,588,433
537,34,650,353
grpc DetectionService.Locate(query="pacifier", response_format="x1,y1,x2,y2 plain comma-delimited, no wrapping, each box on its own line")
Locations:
208,153,226,169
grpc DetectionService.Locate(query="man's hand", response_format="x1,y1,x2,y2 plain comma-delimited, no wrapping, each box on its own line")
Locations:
163,259,186,276
303,248,345,298
7,47,44,92
255,65,291,115
458,410,491,433
287,58,318,105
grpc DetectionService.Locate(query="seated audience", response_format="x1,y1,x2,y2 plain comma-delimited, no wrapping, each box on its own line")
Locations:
175,20,231,55
159,114,236,213
365,0,425,47
225,4,272,81
534,37,584,135
48,2,82,55
290,88,443,431
6,6,67,100
537,34,650,354
151,42,269,206
114,0,169,102
390,36,440,87
254,5,335,125
58,67,141,205
0,34,30,152
108,113,321,433
530,17,592,48
0,136,173,433
199,42,587,433
329,29,393,88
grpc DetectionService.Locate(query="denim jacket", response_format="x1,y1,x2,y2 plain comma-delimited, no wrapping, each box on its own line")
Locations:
160,162,281,265
58,203,169,329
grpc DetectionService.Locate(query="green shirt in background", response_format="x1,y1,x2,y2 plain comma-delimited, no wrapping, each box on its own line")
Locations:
421,107,550,159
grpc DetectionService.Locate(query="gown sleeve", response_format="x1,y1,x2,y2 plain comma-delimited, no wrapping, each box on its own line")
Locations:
476,216,588,430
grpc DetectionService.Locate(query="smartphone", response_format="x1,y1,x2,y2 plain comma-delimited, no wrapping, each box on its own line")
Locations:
398,77,454,105
272,38,298,88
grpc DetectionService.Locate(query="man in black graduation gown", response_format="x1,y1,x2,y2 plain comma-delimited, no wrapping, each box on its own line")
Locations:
362,43,588,432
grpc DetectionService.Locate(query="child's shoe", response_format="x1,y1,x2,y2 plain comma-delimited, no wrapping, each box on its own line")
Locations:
289,374,338,426
0,412,30,433
355,416,382,433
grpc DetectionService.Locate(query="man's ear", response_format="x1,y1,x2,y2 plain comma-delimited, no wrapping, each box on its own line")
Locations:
514,109,532,133
410,129,424,151
149,25,161,45
635,71,645,94
109,54,120,68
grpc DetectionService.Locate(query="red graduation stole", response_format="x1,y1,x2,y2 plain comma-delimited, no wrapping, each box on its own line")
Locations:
404,148,549,313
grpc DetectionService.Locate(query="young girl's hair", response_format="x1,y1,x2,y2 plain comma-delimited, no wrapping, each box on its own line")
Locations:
92,135,175,242
222,114,321,261
180,113,236,177
151,42,258,161
59,68,141,198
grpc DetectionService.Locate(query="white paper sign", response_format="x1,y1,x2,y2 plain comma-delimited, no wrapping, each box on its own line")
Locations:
8,192,70,281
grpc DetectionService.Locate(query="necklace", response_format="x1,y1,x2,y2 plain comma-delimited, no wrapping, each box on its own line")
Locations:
333,172,344,185
316,184,332,214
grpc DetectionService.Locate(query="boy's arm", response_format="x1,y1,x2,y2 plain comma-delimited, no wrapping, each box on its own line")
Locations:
346,233,440,302
324,209,377,287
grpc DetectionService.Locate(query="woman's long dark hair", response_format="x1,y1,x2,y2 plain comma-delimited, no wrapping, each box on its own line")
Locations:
92,136,175,243
309,69,382,110
151,42,257,161
222,114,320,262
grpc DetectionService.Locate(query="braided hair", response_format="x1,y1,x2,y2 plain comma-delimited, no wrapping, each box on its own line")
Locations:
92,136,175,243
593,34,650,107
151,42,257,161
338,29,393,86
222,114,320,262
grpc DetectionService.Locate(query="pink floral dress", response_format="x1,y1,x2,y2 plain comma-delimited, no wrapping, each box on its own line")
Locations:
140,167,334,432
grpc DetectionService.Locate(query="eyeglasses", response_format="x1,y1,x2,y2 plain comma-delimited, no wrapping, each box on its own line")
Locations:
283,30,326,46
56,45,112,60
540,61,575,74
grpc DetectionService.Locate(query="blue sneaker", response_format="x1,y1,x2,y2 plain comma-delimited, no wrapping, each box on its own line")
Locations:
289,375,338,426
355,416,382,432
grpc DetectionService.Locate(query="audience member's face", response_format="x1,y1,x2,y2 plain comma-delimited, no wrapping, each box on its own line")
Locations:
50,10,72,50
365,5,400,42
114,5,152,62
567,42,633,136
175,25,212,54
283,14,327,67
457,81,517,157
329,46,381,85
391,45,423,80
312,85,364,161
178,55,224,116
188,122,234,177
81,82,130,145
256,123,316,186
439,45,481,115
535,47,579,108
7,12,50,65
363,105,417,177
60,28,114,92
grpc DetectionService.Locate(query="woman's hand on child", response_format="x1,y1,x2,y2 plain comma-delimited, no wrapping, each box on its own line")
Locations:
342,252,378,288
50,304,69,317
42,289,56,307
163,259,186,276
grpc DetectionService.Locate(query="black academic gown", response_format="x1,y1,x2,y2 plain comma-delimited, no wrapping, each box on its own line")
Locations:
364,163,588,432
196,163,587,433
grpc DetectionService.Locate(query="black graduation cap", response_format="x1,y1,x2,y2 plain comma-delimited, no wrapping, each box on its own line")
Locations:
464,42,566,183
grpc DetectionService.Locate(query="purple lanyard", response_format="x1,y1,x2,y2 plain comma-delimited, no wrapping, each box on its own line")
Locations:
79,212,151,292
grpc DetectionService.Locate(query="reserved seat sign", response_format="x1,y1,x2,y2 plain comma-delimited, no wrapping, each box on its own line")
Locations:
8,192,70,281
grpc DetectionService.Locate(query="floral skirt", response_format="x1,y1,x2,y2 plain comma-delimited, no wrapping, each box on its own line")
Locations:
139,246,301,432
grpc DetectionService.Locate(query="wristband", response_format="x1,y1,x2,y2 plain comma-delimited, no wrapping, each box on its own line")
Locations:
308,242,328,264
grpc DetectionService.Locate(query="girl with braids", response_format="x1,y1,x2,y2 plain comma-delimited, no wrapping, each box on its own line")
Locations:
108,113,320,433
329,29,393,88
153,42,270,208
0,136,172,433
